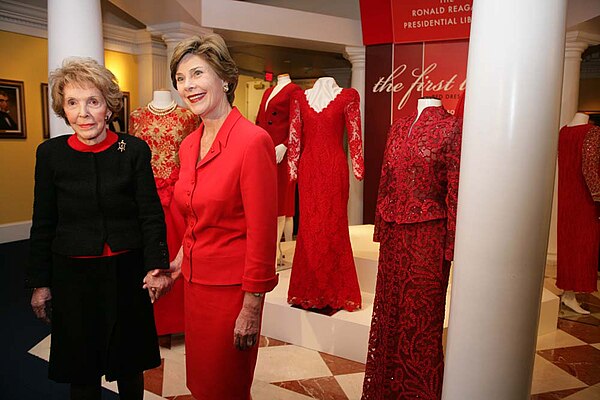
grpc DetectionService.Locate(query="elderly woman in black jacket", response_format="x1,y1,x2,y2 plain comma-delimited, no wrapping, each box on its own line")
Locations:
26,57,172,400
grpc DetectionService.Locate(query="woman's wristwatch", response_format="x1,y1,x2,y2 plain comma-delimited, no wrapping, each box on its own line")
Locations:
251,292,265,298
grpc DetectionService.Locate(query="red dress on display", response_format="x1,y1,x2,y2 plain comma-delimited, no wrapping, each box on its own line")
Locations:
256,83,302,216
129,105,199,335
362,106,461,400
557,124,600,293
287,88,364,311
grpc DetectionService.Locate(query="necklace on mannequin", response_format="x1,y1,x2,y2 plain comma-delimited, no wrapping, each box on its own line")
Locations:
147,100,177,116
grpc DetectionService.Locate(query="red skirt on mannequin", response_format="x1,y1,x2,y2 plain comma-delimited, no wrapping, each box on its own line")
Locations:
362,219,450,400
557,124,600,293
153,185,186,335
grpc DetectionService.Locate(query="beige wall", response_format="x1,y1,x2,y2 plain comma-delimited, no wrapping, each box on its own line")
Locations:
0,31,47,224
0,31,139,225
579,78,600,112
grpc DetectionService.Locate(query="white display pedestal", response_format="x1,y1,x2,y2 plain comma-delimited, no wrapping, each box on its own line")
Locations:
261,225,558,363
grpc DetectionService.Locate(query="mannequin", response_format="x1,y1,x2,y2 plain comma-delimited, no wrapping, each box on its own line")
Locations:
304,77,343,112
416,96,443,119
286,77,364,311
129,90,200,335
567,112,589,127
362,99,461,399
255,74,302,268
557,112,593,315
148,90,177,111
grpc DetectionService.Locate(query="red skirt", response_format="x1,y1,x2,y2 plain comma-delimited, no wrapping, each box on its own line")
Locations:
153,200,186,335
184,281,260,400
362,219,451,400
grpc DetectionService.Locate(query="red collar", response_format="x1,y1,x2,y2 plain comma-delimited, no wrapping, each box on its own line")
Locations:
67,130,118,153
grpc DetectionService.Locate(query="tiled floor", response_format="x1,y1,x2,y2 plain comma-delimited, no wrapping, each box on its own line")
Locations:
28,267,600,399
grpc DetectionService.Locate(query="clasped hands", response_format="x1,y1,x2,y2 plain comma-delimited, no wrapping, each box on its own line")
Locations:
143,269,173,303
143,250,184,303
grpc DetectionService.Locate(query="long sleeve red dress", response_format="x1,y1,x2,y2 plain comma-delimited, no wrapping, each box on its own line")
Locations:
362,106,461,400
557,124,600,293
129,105,199,335
286,88,364,311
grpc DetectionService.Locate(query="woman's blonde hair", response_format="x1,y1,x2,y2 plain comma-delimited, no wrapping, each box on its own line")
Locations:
49,57,123,123
170,33,239,105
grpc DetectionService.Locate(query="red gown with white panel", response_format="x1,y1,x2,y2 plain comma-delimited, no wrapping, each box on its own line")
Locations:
286,88,364,311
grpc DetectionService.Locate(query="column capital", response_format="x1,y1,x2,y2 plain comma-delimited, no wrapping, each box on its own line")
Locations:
564,30,600,60
344,46,366,66
147,22,213,45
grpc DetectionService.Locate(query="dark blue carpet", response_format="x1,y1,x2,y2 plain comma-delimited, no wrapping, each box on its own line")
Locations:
0,240,118,399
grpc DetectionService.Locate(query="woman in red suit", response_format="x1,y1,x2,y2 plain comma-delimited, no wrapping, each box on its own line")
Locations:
168,34,278,399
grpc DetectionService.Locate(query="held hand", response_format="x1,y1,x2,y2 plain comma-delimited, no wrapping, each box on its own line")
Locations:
143,270,173,303
31,287,52,324
274,144,287,164
233,293,263,351
166,246,183,281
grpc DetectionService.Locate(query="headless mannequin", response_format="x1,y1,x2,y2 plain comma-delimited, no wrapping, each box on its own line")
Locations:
561,111,592,315
149,89,176,111
305,77,343,112
269,74,293,266
567,112,589,127
416,97,442,119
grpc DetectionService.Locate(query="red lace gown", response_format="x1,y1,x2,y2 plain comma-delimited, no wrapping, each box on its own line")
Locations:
129,105,199,335
557,124,600,293
362,106,461,400
287,88,364,311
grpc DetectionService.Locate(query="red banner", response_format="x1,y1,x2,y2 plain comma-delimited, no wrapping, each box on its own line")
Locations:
393,0,472,43
360,0,472,45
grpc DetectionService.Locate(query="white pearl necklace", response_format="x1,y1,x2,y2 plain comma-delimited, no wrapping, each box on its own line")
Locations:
147,100,177,116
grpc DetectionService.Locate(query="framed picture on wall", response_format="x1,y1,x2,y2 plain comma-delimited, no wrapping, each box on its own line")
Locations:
109,91,129,134
0,79,27,139
41,83,50,139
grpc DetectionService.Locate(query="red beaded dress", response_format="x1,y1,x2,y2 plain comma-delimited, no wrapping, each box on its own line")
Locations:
557,124,600,293
362,106,461,400
129,104,199,335
287,87,364,311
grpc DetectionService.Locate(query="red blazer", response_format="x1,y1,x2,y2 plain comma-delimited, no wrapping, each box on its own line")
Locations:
173,107,279,293
256,83,302,215
255,83,303,147
375,106,461,261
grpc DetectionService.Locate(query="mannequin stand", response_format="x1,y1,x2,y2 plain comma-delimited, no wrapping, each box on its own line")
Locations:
561,290,590,314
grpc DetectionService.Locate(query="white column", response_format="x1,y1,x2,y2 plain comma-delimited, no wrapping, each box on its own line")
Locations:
148,23,213,106
344,46,366,225
136,31,168,106
47,0,104,137
547,34,590,264
442,1,567,399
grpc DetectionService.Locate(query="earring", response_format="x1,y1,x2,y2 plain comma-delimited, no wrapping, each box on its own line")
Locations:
223,83,229,92
105,112,112,121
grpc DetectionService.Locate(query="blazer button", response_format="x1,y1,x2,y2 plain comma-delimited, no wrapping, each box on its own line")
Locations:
268,121,273,125
272,111,277,116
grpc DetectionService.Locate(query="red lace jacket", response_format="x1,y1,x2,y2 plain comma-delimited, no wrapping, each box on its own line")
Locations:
375,106,462,260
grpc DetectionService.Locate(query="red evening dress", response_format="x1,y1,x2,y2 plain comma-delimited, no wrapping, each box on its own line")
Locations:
286,88,364,311
129,105,199,335
557,124,600,293
362,106,461,400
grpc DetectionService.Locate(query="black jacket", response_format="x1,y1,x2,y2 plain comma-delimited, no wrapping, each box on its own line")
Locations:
26,133,168,288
